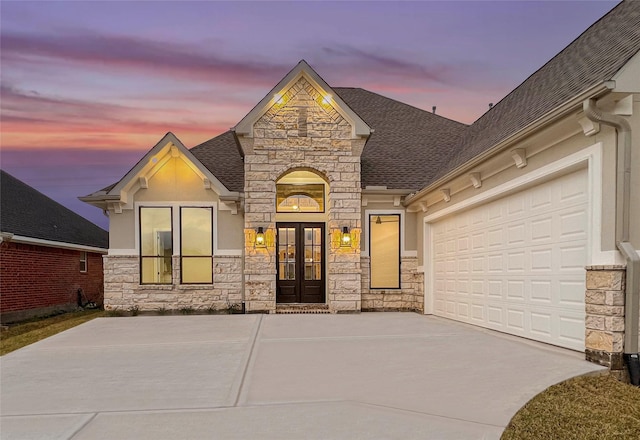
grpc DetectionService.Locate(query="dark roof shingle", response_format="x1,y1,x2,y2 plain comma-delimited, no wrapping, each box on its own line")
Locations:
190,130,245,192
334,88,467,190
1,170,108,249
438,0,640,180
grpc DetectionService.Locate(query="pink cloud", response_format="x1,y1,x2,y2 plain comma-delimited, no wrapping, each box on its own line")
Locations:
1,31,288,87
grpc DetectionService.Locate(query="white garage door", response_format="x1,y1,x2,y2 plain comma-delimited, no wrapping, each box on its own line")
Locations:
430,169,588,350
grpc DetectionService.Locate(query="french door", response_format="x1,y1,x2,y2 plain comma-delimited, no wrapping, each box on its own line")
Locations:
276,223,325,303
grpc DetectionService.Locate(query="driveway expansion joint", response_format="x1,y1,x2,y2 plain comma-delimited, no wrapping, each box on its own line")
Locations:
67,412,97,440
232,314,263,407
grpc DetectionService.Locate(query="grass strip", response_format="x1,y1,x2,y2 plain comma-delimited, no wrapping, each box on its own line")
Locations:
0,310,104,356
502,374,640,440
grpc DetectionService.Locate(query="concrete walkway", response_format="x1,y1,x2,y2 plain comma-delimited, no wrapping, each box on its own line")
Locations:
1,313,604,439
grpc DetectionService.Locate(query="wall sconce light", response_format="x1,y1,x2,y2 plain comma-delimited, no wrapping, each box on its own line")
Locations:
340,226,352,247
255,227,266,248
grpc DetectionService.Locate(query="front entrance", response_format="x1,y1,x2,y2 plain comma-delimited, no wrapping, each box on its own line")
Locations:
276,223,325,303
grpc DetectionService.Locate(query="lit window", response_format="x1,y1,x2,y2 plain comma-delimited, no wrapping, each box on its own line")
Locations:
180,207,213,284
369,214,400,289
140,207,173,284
80,251,87,273
276,184,324,212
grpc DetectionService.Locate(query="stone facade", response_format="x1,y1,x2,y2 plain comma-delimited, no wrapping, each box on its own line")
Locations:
239,76,365,313
585,265,626,376
361,256,424,312
102,255,242,312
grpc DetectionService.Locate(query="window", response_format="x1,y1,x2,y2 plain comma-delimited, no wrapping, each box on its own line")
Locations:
140,207,173,284
79,251,87,273
276,183,324,212
369,214,400,289
180,207,213,284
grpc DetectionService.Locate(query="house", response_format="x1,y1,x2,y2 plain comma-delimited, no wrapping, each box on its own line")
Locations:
0,170,108,323
81,1,639,375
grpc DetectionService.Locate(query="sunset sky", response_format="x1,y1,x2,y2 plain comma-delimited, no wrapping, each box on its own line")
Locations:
1,0,618,230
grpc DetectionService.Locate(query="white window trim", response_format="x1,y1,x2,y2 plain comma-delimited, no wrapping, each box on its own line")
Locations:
79,251,88,273
135,201,220,257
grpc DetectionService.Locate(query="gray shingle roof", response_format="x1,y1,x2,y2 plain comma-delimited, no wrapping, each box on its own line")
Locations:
438,0,640,180
190,130,245,192
189,89,467,192
1,170,108,248
334,88,467,190
92,1,639,199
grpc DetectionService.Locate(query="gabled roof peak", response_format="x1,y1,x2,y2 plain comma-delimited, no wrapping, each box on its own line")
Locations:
233,60,371,142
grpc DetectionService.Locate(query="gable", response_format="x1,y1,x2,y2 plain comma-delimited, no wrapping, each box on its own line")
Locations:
234,60,370,143
81,133,240,213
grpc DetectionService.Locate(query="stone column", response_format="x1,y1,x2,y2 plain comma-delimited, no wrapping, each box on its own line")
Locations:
585,265,626,377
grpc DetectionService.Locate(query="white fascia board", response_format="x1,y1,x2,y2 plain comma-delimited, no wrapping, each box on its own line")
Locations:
405,81,612,207
422,142,623,266
108,132,238,201
6,235,107,254
234,60,370,139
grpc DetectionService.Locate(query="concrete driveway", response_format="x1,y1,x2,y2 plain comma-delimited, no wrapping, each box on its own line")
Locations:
1,313,603,439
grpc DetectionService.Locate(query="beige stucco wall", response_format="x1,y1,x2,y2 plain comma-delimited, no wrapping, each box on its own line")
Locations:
217,210,244,250
109,210,135,250
108,155,244,252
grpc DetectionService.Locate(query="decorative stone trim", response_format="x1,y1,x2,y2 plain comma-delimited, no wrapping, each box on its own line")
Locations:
361,256,424,313
103,255,242,312
584,265,626,377
240,75,362,313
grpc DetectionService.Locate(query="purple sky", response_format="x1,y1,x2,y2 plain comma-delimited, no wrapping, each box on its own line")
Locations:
1,0,619,230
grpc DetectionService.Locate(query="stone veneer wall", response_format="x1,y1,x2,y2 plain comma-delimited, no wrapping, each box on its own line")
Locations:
585,265,626,377
241,77,365,313
102,255,242,311
361,256,424,312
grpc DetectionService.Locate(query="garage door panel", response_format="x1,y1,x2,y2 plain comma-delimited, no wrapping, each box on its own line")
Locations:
431,169,587,350
559,244,587,270
507,308,526,331
559,210,588,239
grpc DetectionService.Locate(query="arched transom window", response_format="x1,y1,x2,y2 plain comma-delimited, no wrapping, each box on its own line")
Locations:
276,170,325,213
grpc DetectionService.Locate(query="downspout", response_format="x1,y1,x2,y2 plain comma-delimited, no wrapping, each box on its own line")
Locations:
584,98,640,385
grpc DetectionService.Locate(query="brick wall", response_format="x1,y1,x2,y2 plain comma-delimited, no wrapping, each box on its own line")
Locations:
0,241,104,322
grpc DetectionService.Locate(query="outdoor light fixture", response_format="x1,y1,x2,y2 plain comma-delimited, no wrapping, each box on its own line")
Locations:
274,93,284,104
255,227,266,248
322,94,332,105
340,227,352,247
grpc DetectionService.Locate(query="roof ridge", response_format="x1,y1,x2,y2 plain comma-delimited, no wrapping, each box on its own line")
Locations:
470,1,626,126
333,87,468,127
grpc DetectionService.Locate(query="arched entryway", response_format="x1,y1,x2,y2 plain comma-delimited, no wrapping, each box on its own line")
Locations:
275,169,328,303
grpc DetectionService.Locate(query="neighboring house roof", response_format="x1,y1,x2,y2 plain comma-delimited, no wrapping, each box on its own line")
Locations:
1,170,108,249
437,0,640,181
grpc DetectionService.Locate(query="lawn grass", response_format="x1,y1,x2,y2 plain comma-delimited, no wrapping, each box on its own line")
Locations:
0,309,104,356
502,374,640,440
